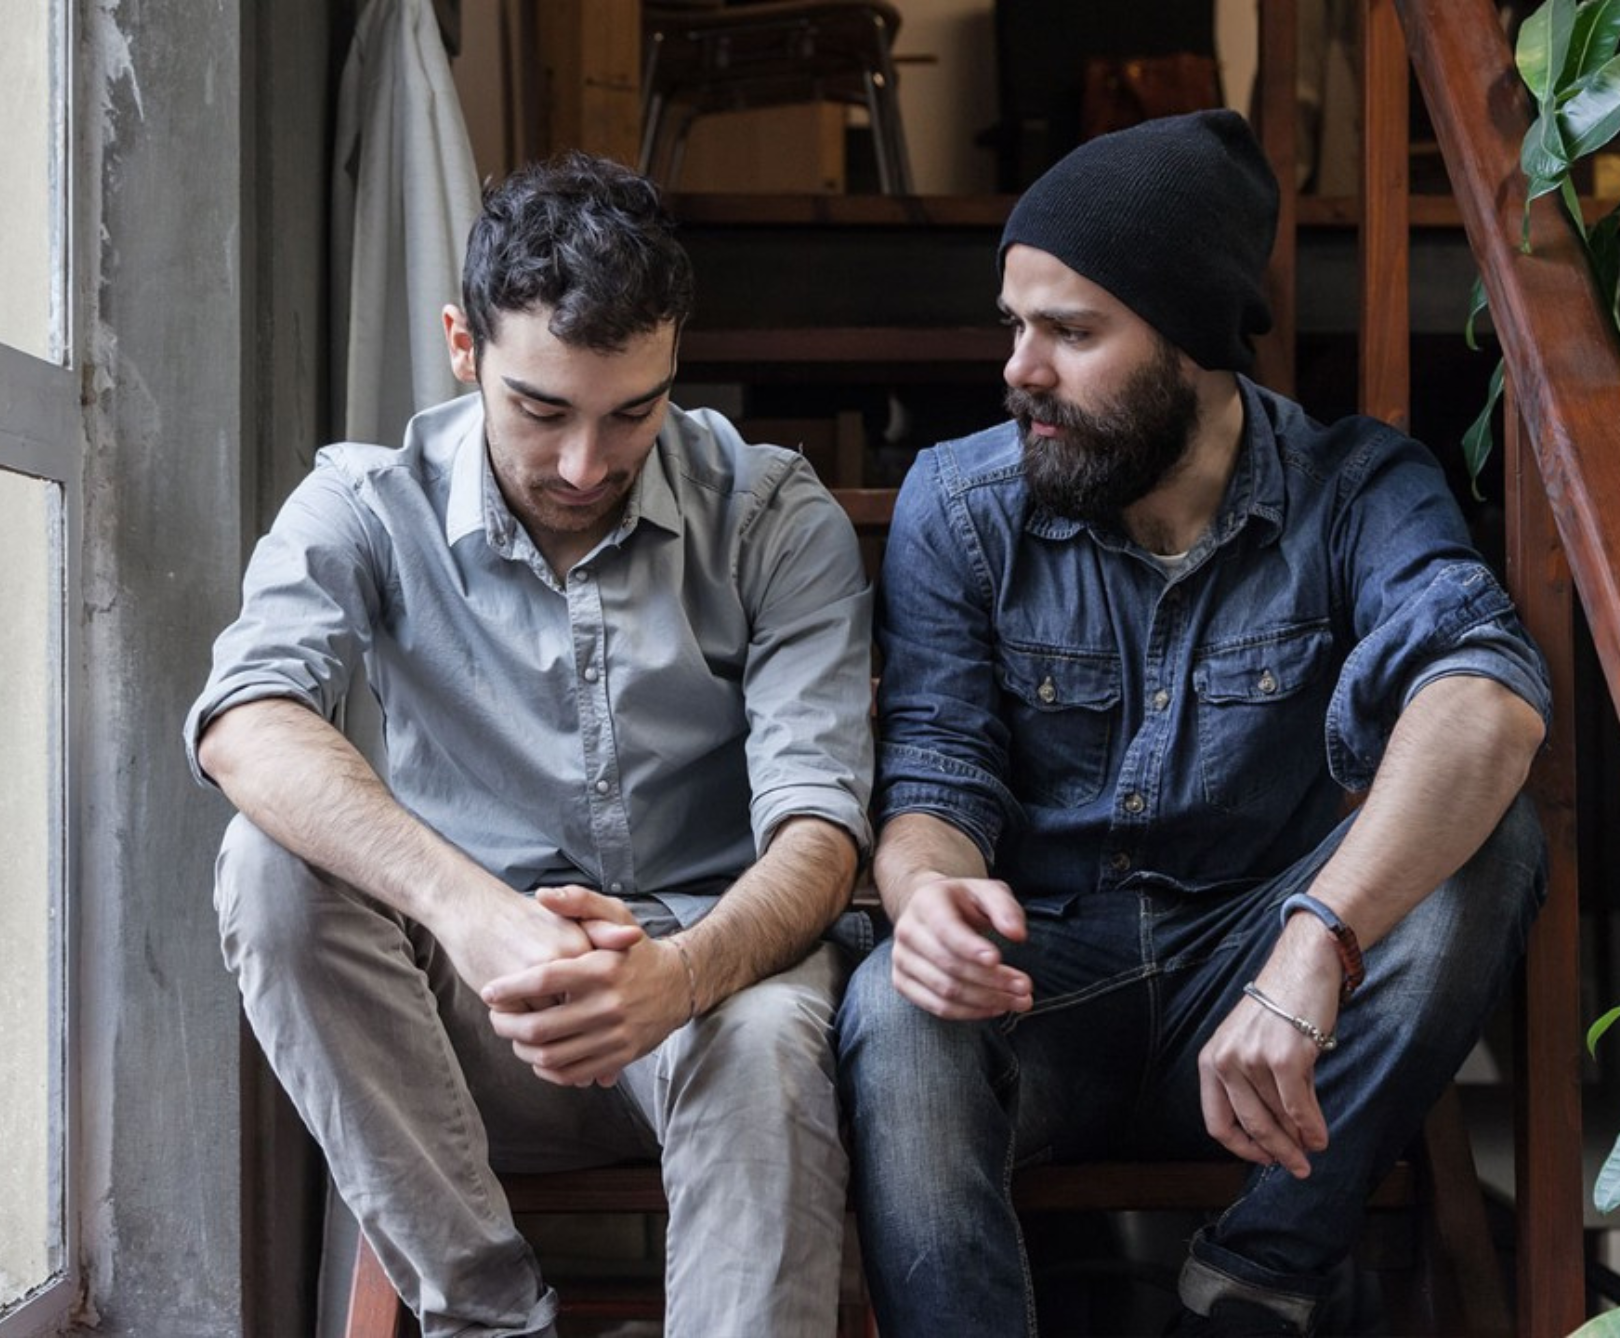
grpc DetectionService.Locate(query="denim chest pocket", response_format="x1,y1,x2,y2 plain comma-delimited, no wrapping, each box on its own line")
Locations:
1191,625,1334,813
997,645,1121,807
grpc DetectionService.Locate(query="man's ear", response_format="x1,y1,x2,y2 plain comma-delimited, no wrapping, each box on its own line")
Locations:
443,305,478,385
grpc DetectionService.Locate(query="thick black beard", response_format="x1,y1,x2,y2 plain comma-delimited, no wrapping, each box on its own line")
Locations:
1010,340,1202,525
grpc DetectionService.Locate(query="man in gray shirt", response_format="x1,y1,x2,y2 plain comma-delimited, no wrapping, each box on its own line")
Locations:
185,153,873,1338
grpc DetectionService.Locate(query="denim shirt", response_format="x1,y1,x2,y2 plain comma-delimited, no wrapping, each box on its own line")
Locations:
875,378,1550,910
185,394,875,922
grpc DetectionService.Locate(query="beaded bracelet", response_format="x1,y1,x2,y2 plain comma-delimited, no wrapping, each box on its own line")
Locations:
1243,982,1338,1052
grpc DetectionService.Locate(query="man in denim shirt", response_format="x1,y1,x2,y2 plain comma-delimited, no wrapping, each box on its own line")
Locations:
838,111,1548,1337
186,155,873,1338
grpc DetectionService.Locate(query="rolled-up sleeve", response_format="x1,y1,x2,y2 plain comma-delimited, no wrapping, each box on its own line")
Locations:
739,460,876,855
1324,433,1551,790
182,461,386,788
872,451,1021,864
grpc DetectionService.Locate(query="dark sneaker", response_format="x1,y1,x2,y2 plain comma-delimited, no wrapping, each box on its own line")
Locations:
1165,1297,1304,1336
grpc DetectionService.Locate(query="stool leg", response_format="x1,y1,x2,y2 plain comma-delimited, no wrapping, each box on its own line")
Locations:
861,15,913,195
345,1232,406,1338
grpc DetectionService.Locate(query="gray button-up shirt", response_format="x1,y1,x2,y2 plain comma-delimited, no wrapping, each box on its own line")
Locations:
185,394,874,923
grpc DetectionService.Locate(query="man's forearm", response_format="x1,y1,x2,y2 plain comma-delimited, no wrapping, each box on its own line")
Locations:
873,811,990,923
1296,673,1545,951
197,696,500,927
674,815,858,1012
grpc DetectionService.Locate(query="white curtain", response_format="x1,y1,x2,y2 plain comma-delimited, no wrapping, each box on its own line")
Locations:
332,0,481,447
320,7,480,1325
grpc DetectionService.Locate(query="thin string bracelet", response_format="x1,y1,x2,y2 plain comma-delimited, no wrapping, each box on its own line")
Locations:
668,936,699,1024
1243,982,1338,1052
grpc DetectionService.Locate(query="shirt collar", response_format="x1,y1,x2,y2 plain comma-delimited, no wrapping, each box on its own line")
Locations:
446,401,497,547
444,400,688,553
633,426,684,539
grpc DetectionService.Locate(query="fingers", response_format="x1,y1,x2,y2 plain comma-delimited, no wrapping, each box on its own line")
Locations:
486,938,681,1088
481,964,553,1010
487,971,626,1084
1199,995,1332,1180
580,918,645,951
891,877,1033,1020
535,884,639,926
1200,1062,1313,1179
892,950,1032,1019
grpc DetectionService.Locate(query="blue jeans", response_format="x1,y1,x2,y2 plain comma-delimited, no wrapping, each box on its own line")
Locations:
837,795,1545,1336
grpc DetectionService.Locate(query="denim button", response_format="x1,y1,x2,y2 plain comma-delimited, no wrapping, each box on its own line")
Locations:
1037,675,1057,704
594,779,610,795
1152,689,1170,711
1110,851,1131,873
1258,669,1278,694
1123,792,1146,814
583,665,599,682
609,881,623,893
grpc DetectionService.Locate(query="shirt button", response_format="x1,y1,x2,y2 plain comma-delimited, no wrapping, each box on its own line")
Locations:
1258,670,1278,694
594,779,610,795
574,569,591,582
1151,689,1170,711
608,881,623,893
1110,852,1132,873
1123,792,1146,814
1037,675,1057,704
583,665,599,683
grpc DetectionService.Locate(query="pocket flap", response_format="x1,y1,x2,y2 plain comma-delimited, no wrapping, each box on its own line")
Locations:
1193,628,1331,705
998,644,1122,712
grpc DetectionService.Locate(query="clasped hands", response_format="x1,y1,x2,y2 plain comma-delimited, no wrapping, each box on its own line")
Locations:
450,884,694,1090
891,873,1341,1180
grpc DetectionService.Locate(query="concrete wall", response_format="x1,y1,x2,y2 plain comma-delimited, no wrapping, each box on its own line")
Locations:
72,1,248,1331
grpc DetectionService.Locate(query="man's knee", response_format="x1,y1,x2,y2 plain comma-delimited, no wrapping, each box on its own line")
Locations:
837,941,1003,1109
215,813,350,970
1371,791,1546,1019
1434,789,1546,939
684,947,842,1097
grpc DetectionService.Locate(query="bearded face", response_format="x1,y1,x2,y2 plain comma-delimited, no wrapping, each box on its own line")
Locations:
1010,334,1202,524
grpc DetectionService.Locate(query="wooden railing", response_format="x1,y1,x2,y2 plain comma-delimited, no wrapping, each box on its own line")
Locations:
1305,0,1620,1333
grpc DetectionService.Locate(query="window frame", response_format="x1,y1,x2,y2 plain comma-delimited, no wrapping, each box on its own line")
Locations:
0,0,79,1330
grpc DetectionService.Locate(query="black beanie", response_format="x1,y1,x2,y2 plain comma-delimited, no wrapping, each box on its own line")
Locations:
998,109,1278,373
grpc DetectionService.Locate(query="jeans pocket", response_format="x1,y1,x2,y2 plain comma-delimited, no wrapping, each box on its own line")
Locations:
997,642,1120,807
1192,624,1333,813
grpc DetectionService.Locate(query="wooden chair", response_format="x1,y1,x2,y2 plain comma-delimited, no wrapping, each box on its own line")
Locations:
345,1100,1494,1338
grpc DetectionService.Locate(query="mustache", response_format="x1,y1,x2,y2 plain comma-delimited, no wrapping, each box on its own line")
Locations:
1005,386,1087,432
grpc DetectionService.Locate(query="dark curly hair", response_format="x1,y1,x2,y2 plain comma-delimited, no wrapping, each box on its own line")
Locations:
461,152,695,357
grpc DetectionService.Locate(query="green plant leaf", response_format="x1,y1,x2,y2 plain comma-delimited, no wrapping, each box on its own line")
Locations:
1462,357,1506,494
1465,275,1491,351
1588,1003,1620,1056
1563,173,1591,241
1523,167,1570,248
1564,0,1620,86
1523,106,1572,180
1561,52,1620,156
1596,1130,1620,1213
1587,206,1620,321
1519,0,1579,101
1568,1307,1620,1338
